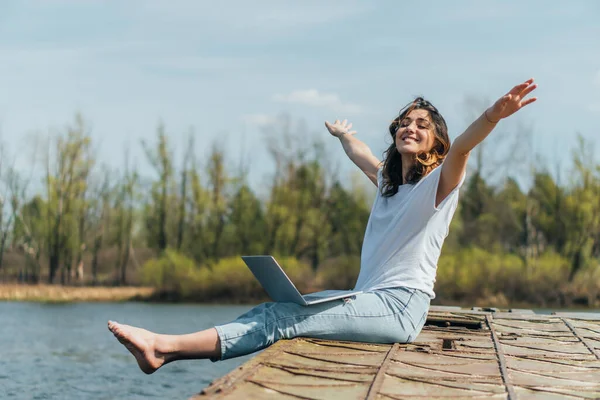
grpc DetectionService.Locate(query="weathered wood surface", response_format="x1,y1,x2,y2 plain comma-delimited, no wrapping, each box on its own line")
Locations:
193,307,600,399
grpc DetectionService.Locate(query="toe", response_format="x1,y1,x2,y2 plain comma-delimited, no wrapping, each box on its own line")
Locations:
110,324,123,337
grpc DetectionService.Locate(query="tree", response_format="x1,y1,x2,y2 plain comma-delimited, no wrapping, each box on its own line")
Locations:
13,196,47,283
142,123,173,253
528,171,567,255
228,183,265,255
185,167,208,263
114,150,138,285
459,171,499,250
495,177,527,254
45,115,94,283
176,132,194,251
562,136,600,280
206,144,231,260
89,168,112,285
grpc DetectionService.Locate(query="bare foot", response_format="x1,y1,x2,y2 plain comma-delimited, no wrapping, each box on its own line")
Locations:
107,321,166,374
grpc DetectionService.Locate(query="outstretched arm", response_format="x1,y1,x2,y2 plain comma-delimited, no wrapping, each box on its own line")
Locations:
325,119,381,187
437,78,538,207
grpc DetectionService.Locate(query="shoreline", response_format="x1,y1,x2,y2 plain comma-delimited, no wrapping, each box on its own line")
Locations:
0,284,156,303
1,284,598,311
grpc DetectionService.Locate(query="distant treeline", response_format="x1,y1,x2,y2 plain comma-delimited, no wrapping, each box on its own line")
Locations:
0,114,599,307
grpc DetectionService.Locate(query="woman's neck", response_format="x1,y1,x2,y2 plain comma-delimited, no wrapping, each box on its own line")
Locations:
401,155,416,184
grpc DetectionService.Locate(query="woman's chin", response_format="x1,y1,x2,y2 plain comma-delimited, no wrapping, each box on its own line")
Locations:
396,146,418,156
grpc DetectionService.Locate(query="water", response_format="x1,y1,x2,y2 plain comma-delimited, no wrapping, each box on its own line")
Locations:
0,302,257,400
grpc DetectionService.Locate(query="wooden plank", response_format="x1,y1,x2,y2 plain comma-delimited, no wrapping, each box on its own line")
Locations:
562,318,600,360
197,339,293,398
365,343,398,400
552,312,600,320
486,315,516,400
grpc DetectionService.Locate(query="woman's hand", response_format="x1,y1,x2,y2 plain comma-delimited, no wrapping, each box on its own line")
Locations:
325,119,356,138
486,78,538,123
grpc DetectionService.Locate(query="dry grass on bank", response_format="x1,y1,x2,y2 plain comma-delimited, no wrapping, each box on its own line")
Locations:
0,284,156,302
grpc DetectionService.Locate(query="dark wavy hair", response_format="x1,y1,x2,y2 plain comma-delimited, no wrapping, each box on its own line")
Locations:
381,97,450,198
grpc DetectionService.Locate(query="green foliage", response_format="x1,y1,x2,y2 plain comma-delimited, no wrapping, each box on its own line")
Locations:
326,182,370,257
437,247,524,301
141,252,313,302
570,263,600,306
273,256,314,292
227,185,266,256
436,247,572,306
315,255,361,290
524,251,571,303
198,256,312,300
529,171,568,253
142,124,174,252
141,249,196,294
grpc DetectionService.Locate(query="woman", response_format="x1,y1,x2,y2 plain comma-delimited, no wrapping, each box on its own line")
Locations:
108,78,537,374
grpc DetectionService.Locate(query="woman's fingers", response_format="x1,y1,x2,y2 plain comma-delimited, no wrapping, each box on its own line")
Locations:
509,78,534,95
509,82,530,95
520,83,537,98
490,79,538,120
520,97,537,107
326,119,352,131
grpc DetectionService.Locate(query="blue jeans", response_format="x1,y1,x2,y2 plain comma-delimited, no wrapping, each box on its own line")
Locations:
212,287,430,361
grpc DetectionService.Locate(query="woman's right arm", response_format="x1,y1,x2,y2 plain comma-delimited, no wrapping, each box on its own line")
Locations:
325,120,381,187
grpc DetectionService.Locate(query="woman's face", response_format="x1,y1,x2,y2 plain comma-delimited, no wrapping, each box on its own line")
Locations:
394,109,435,156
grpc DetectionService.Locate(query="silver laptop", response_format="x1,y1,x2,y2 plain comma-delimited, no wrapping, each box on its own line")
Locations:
241,255,362,306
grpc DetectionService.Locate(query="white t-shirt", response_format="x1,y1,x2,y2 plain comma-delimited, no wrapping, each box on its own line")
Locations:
354,164,465,299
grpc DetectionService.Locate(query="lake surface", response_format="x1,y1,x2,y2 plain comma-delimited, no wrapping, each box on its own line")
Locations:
0,302,257,400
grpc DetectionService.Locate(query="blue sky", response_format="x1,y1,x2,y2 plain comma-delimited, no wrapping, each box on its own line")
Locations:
1,0,599,194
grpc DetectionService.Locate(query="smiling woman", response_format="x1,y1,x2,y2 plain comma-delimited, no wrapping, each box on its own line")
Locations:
382,97,451,196
107,78,538,376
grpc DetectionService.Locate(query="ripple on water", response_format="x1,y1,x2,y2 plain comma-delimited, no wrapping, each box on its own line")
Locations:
166,365,188,374
128,387,159,398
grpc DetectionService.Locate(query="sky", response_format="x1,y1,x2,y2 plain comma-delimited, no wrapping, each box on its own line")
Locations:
1,0,599,195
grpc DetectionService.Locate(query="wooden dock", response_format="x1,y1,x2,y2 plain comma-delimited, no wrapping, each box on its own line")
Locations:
193,306,600,399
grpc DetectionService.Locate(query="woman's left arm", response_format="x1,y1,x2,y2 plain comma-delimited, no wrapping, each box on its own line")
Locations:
436,78,538,207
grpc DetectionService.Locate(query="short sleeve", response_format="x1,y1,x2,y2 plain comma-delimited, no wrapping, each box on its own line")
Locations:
412,164,466,215
432,165,466,212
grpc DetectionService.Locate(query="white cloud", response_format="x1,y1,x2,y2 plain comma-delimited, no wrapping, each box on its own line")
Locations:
273,89,363,114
